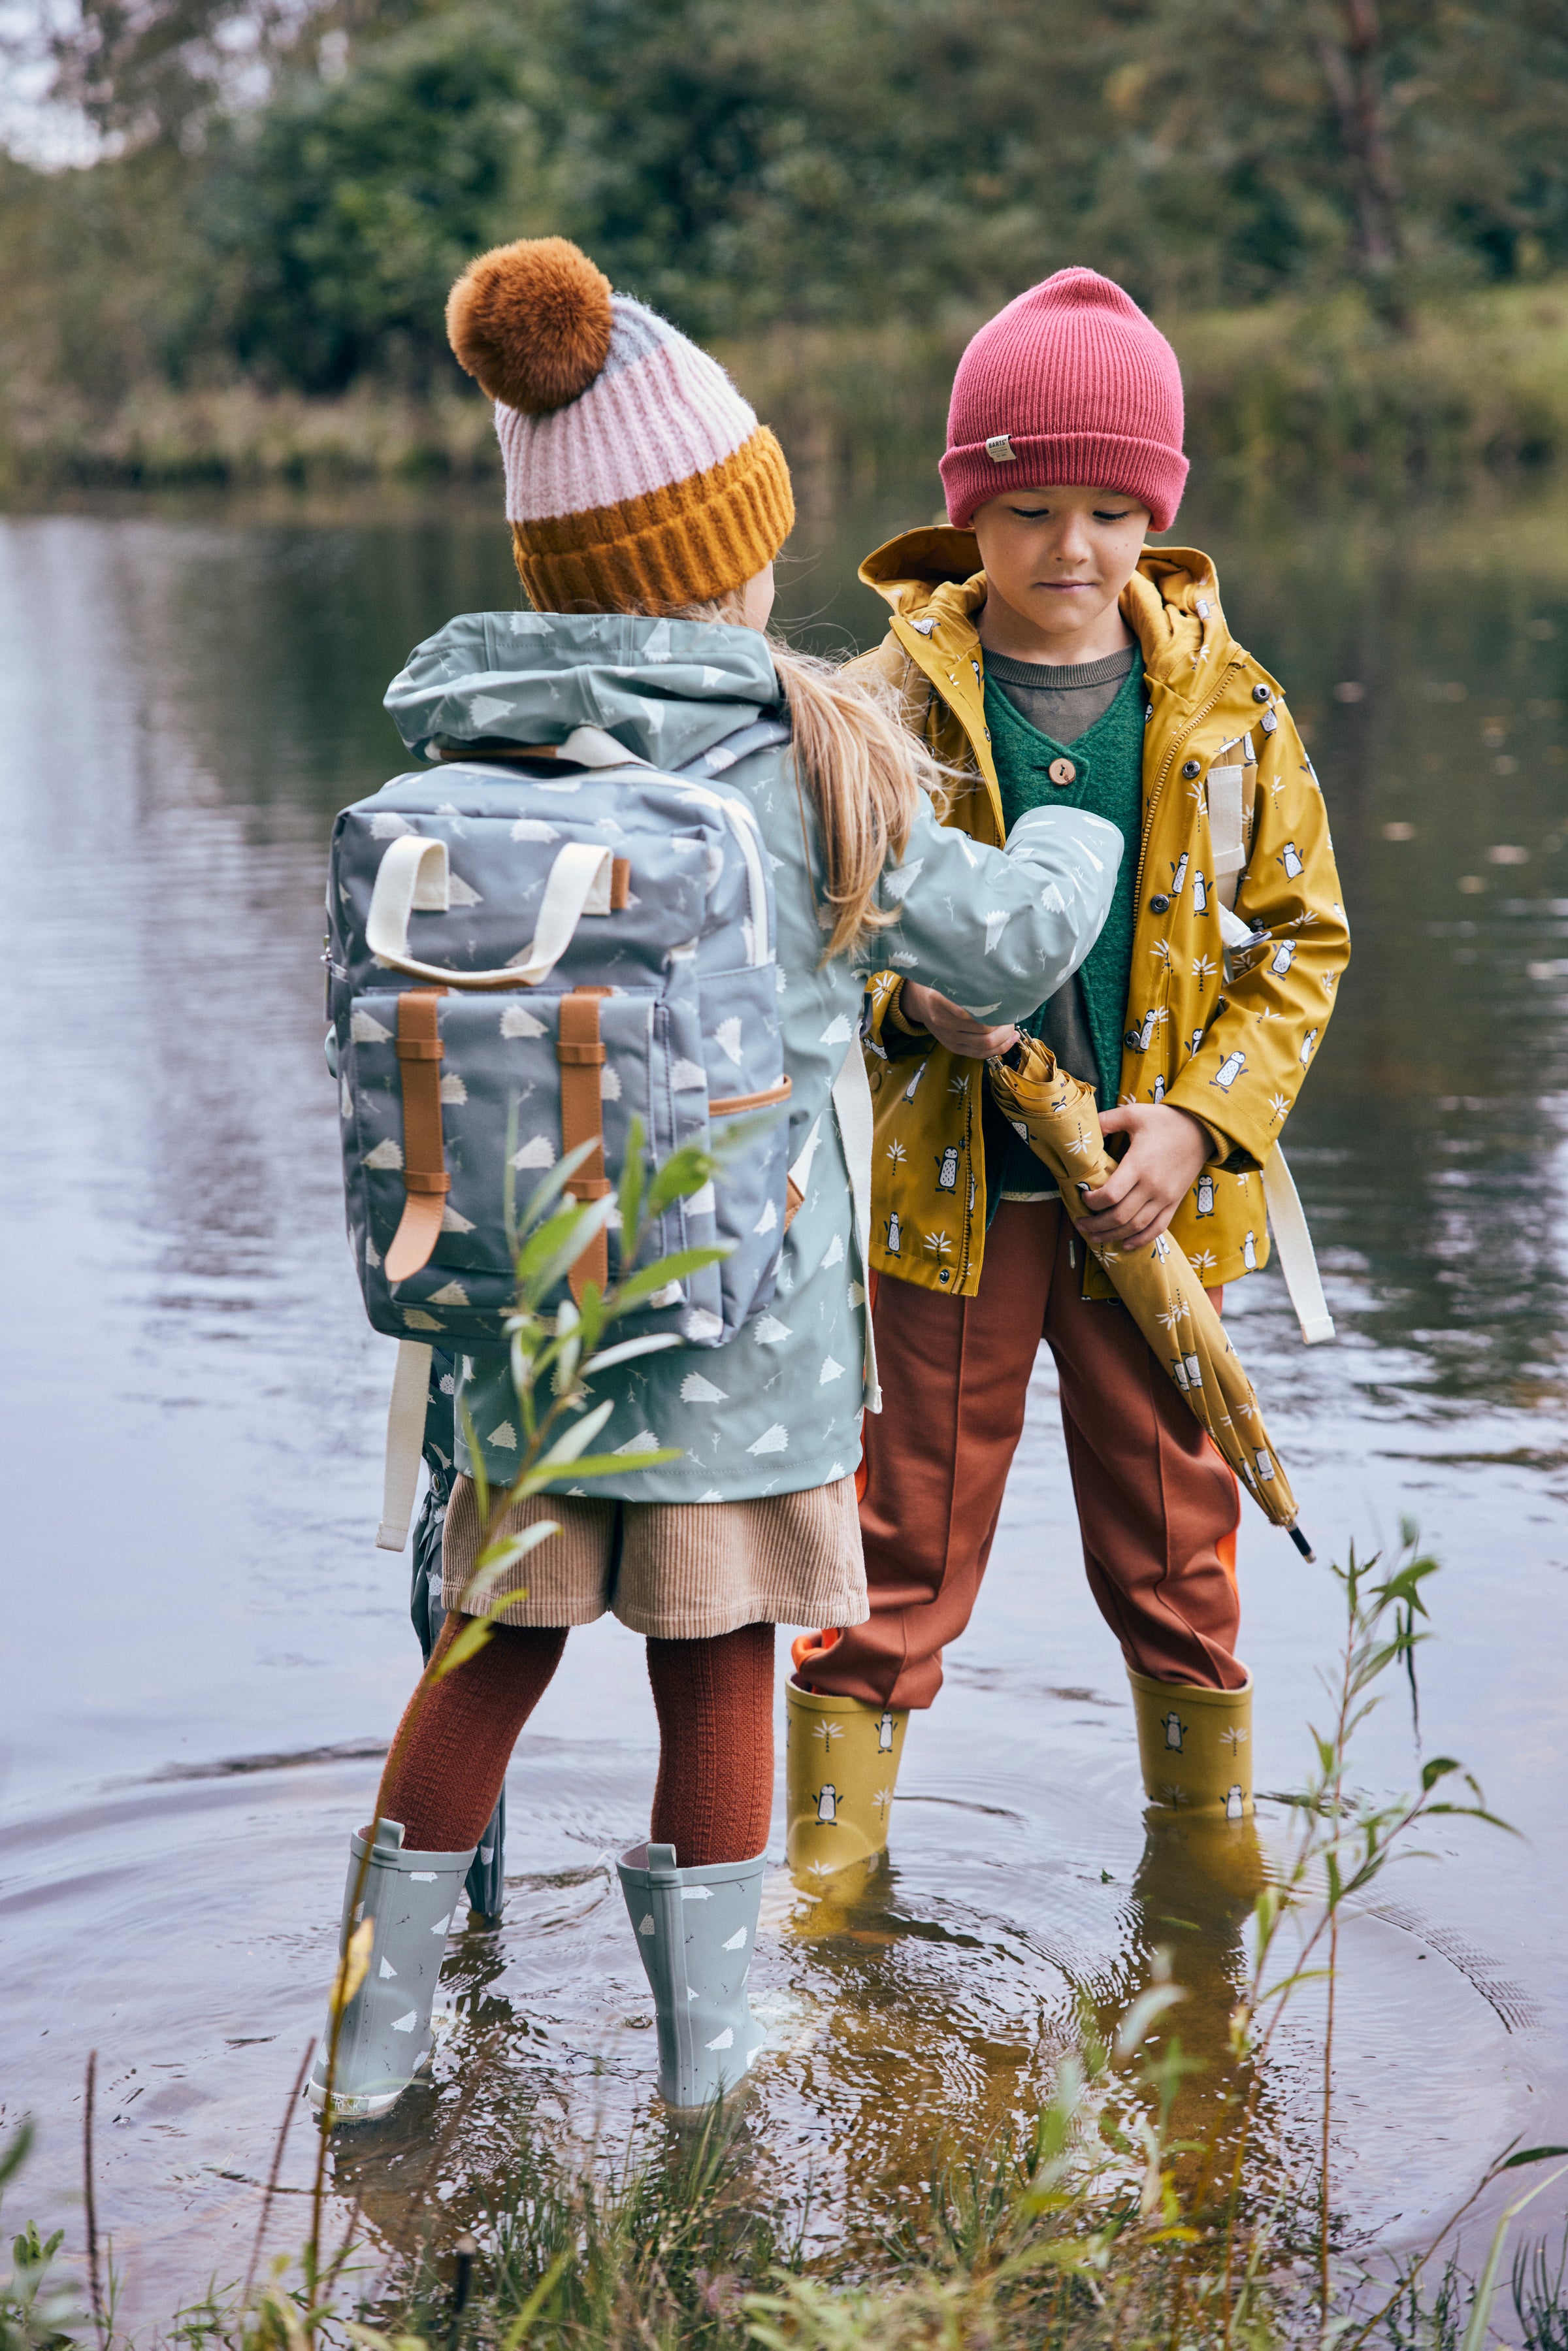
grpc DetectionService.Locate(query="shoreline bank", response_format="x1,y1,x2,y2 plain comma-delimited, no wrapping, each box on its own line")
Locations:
4,283,1568,499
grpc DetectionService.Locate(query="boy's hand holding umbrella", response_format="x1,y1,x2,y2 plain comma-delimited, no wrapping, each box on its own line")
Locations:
898,991,1213,1258
1077,1101,1213,1259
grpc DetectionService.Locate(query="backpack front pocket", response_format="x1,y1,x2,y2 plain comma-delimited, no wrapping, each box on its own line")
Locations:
342,984,720,1345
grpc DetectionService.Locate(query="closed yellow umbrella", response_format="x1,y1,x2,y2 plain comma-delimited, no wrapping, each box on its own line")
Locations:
988,1038,1313,1559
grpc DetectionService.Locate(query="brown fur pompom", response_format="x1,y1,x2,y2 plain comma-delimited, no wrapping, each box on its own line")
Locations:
446,237,613,414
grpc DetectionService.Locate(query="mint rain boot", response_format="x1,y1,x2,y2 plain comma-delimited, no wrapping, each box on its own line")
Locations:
307,1818,476,2122
617,1840,768,2113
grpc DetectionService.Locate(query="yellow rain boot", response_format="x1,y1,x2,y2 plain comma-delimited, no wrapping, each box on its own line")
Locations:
1128,1668,1254,1818
785,1678,908,1882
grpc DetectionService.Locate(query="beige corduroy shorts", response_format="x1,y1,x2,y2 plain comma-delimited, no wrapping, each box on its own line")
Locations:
440,1473,868,1641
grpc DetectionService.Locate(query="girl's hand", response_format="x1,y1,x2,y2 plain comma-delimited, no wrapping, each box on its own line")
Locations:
898,981,1019,1059
1076,1103,1211,1251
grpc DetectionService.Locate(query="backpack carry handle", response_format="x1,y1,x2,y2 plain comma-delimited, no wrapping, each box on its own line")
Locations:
366,832,621,990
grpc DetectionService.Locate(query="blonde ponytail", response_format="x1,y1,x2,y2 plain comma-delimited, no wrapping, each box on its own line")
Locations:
765,641,945,962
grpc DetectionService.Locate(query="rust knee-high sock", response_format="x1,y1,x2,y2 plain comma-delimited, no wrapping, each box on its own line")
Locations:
646,1623,775,1867
375,1614,567,1853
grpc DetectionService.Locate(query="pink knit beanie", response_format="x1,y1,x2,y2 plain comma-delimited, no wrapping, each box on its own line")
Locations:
940,268,1187,534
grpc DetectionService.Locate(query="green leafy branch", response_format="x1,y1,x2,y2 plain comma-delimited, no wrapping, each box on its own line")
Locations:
307,1112,733,2305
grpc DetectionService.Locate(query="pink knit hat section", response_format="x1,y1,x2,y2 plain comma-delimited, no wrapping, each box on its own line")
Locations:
940,268,1188,534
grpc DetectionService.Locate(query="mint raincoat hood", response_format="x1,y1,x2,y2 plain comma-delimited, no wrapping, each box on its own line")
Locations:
386,609,780,768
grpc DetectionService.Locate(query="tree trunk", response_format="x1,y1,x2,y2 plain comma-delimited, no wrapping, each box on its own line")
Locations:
1315,0,1409,320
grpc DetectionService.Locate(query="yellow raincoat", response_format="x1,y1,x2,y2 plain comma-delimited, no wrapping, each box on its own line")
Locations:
855,529,1350,1297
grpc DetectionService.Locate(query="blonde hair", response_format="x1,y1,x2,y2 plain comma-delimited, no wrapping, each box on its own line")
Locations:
659,592,947,962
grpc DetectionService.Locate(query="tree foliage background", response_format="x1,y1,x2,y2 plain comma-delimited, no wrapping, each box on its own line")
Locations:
5,0,1568,414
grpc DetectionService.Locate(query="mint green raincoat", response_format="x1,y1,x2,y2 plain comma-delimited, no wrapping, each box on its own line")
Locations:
382,610,1122,1502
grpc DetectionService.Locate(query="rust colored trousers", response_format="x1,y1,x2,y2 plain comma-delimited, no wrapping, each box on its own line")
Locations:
805,1201,1245,1711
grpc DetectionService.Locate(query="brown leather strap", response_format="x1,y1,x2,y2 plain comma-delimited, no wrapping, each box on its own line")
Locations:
433,743,564,763
385,990,450,1283
558,990,612,1303
708,1076,792,1115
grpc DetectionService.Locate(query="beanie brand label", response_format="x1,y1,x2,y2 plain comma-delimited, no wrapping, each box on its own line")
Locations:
941,271,1188,533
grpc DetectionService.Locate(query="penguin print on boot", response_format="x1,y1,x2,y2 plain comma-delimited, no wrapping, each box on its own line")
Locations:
1129,1670,1256,1819
785,1684,908,1877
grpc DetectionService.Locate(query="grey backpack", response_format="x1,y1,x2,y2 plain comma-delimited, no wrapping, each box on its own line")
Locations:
326,715,795,1366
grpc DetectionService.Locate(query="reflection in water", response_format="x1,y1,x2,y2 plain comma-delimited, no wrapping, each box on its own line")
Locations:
3,488,1567,2314
1114,1815,1267,2182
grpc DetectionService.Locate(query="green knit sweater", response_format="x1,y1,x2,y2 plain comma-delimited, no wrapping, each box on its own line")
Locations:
984,651,1145,1107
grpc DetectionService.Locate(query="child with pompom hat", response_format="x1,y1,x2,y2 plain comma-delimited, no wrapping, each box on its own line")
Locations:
785,268,1351,1877
306,238,1124,2120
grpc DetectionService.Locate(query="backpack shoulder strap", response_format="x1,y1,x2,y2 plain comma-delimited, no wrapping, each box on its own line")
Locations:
1209,731,1256,914
830,1041,881,1413
1264,1148,1336,1345
378,1339,434,1550
1204,733,1335,1348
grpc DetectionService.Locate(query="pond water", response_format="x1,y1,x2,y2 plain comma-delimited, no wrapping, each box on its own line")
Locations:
3,480,1567,2319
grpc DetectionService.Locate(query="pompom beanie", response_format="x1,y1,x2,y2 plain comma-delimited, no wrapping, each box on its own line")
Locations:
447,235,794,613
940,268,1187,534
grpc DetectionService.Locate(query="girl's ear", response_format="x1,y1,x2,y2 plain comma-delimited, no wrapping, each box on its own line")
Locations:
738,567,776,633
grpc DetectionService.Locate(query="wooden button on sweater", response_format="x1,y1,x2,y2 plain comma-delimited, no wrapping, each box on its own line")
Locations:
1048,755,1077,786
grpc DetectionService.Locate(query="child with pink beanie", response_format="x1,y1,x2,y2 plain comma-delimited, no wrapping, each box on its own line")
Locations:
784,269,1350,1876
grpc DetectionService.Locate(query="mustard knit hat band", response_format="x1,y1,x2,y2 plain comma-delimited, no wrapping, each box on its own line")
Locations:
446,237,794,613
510,428,793,614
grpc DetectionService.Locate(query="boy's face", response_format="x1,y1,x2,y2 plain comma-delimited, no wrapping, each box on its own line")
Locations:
971,482,1151,657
